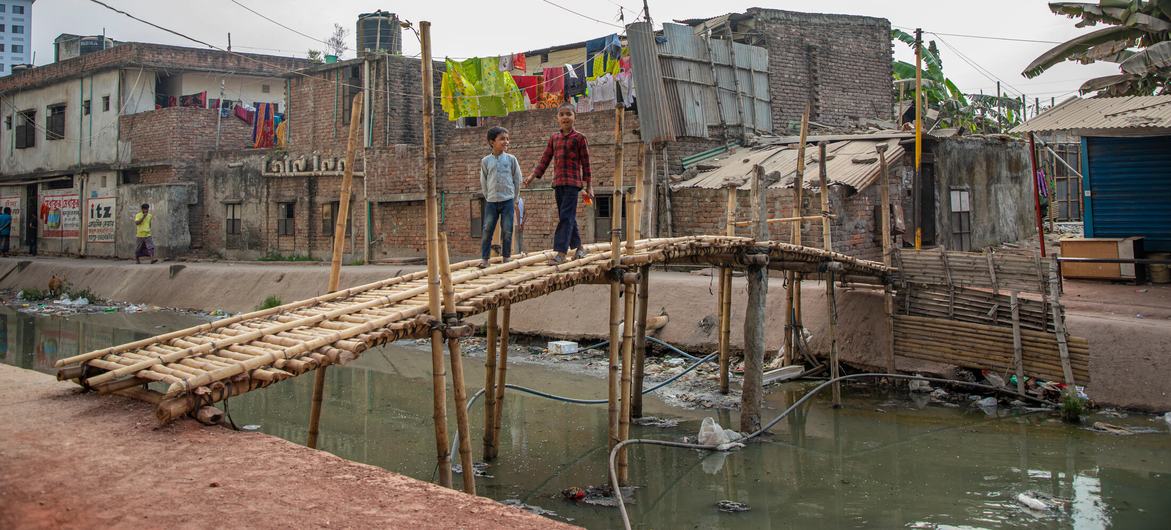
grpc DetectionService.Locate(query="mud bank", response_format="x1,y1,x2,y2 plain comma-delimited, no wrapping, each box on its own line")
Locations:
2,257,1168,411
0,364,573,530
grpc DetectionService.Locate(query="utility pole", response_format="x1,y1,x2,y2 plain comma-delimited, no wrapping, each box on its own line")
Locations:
642,0,652,24
215,77,225,149
913,28,923,250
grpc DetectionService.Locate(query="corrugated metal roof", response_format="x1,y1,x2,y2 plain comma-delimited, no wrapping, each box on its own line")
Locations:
628,21,677,144
673,138,905,191
1013,95,1171,133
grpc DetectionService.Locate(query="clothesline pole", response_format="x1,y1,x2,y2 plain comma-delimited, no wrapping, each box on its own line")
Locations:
215,77,224,149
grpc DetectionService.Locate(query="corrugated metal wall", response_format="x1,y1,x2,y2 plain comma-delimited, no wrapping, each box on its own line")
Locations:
1085,135,1171,251
658,23,771,139
627,21,677,144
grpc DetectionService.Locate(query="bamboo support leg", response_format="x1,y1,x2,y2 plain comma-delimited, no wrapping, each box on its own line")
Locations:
631,265,650,418
490,305,511,459
1011,292,1025,394
828,275,841,408
607,281,622,450
429,328,451,488
783,271,795,366
439,234,475,495
482,308,499,460
618,276,637,484
739,262,767,432
306,367,327,449
718,266,731,394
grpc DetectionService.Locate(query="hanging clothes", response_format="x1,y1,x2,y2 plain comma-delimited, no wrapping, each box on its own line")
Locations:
275,120,288,148
252,103,276,148
513,53,527,73
179,91,207,108
498,54,513,72
615,71,635,108
512,75,543,105
564,63,587,100
543,66,566,100
589,74,617,111
440,57,526,120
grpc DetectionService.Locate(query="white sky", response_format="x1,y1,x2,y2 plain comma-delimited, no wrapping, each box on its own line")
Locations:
30,0,1120,107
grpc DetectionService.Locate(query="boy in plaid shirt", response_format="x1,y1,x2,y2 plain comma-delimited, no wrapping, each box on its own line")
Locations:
523,103,594,265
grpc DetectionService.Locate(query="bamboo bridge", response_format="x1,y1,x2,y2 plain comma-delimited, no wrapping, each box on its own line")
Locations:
53,236,889,422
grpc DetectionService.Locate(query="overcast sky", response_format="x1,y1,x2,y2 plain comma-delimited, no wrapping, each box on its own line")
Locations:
31,0,1119,106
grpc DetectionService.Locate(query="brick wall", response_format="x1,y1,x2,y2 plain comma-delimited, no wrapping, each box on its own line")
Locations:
670,178,903,261
285,55,454,152
747,8,892,131
122,107,256,249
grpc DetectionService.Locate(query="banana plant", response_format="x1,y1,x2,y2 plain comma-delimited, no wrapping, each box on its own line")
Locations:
1022,1,1171,96
892,29,971,128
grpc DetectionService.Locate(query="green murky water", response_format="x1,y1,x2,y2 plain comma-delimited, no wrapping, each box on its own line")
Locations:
4,306,1170,529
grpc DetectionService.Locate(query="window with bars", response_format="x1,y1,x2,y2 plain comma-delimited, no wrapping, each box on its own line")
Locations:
225,204,241,236
321,202,352,237
593,195,627,242
102,95,111,112
15,109,34,149
277,202,295,236
949,188,972,251
46,104,66,140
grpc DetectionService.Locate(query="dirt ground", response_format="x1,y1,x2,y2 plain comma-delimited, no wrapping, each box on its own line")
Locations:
0,364,575,530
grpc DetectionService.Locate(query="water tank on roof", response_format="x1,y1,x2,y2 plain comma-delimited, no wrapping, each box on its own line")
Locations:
356,11,402,55
11,64,33,74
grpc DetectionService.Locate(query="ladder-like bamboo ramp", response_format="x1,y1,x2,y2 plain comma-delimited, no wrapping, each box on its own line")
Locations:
54,236,888,423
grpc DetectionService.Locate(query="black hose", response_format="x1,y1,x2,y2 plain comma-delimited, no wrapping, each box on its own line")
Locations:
607,373,1056,530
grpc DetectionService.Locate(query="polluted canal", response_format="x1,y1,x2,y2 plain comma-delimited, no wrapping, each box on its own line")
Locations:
4,306,1171,529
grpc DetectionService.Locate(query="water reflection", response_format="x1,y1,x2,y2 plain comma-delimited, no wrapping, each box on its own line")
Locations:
2,307,1170,529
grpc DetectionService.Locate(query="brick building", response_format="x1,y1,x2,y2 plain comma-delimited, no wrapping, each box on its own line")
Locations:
0,39,308,257
202,7,898,262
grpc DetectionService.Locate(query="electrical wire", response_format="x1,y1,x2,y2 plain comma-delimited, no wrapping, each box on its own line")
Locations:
930,33,1028,99
607,372,1057,530
541,0,625,29
893,25,1062,45
228,0,333,48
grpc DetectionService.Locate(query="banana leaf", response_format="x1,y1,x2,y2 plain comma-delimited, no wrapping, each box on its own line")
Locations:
1022,25,1145,77
1120,40,1171,74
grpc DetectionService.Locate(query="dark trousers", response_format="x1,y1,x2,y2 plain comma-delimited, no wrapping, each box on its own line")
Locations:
480,199,515,260
0,234,8,254
553,185,582,253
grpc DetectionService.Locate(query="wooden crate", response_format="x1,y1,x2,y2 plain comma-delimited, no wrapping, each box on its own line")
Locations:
1059,237,1142,280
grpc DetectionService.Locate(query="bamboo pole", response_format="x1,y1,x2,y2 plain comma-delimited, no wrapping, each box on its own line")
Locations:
740,259,767,432
751,165,768,240
914,28,924,250
439,233,475,495
718,185,736,394
1048,256,1074,386
818,142,832,252
607,106,626,453
482,307,498,459
631,264,650,418
618,208,637,484
1011,291,1025,394
790,106,810,360
307,90,363,451
490,304,511,459
877,144,895,375
419,21,451,489
828,271,841,407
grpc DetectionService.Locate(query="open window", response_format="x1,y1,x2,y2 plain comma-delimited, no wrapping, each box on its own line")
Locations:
15,110,35,149
46,104,66,140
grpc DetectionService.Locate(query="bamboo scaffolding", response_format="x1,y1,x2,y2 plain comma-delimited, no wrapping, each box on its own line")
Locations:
439,233,476,495
789,106,811,366
877,144,895,375
482,307,498,459
1010,292,1025,394
490,304,510,460
631,264,650,418
607,106,625,455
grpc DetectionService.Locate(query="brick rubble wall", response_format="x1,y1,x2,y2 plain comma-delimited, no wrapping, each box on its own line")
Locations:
748,8,893,131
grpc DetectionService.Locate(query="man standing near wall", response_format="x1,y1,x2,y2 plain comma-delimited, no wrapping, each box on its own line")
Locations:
0,208,12,256
134,204,157,264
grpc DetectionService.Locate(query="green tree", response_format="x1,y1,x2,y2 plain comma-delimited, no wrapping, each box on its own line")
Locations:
307,49,324,63
1023,1,1171,96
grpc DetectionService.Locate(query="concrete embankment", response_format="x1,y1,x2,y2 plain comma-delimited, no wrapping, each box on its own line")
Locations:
2,257,1169,411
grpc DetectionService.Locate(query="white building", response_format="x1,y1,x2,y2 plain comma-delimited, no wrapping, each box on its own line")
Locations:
0,40,307,257
0,0,34,76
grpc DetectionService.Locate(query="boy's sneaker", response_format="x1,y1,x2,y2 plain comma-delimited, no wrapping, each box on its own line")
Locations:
502,256,511,264
546,253,566,266
477,259,490,269
574,248,588,260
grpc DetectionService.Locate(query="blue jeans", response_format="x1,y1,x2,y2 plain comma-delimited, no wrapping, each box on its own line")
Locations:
553,186,582,253
481,199,515,260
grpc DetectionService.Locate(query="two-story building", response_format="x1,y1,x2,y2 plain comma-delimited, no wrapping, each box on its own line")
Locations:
0,39,308,257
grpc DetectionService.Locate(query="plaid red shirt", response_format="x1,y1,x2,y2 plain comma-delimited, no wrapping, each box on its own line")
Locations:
531,129,592,188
